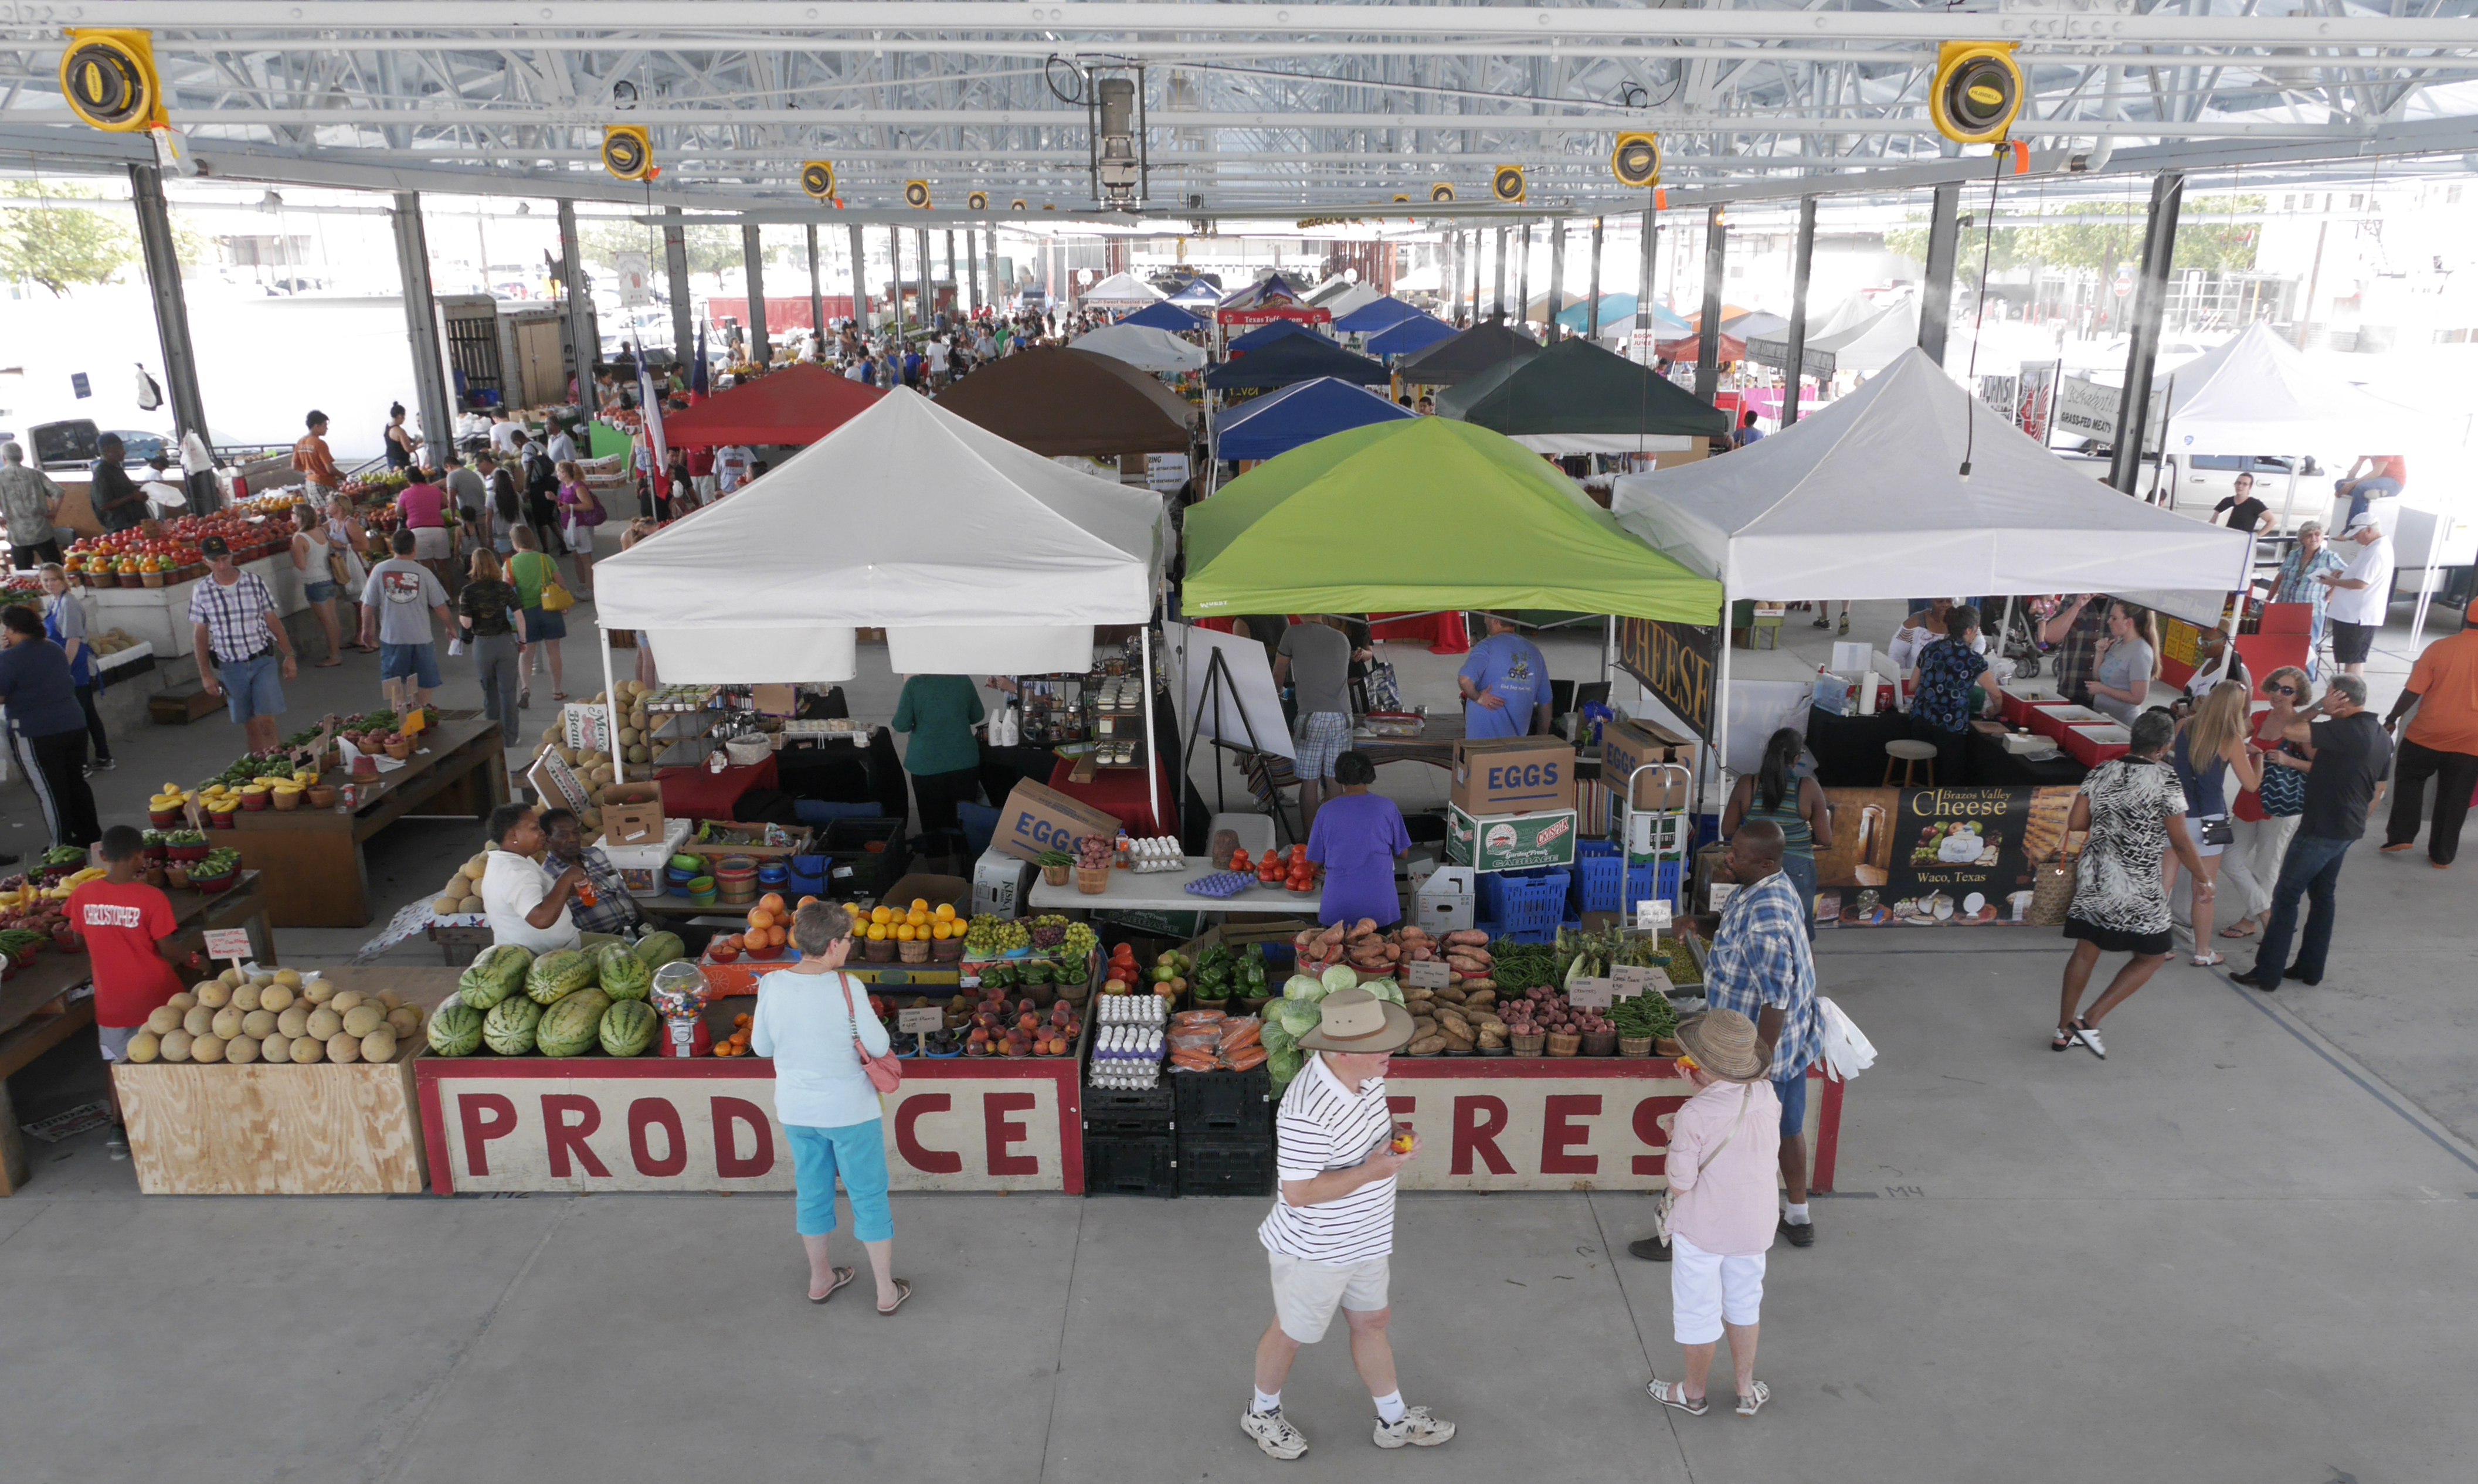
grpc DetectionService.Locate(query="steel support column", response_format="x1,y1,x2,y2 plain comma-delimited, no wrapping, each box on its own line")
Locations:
1492,227,1507,322
806,223,824,351
918,228,934,327
557,199,595,395
847,223,870,331
386,191,453,460
893,227,909,338
1632,199,1658,365
1695,206,1725,404
739,223,769,364
1917,182,1963,366
662,206,693,362
2110,171,2185,495
1784,196,1818,425
1545,219,1564,343
1585,217,1604,339
966,228,980,313
945,230,958,322
1516,223,1532,333
126,164,209,451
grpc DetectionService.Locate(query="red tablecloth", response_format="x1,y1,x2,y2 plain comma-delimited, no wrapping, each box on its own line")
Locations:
1186,612,1467,654
656,755,779,821
1045,755,1174,837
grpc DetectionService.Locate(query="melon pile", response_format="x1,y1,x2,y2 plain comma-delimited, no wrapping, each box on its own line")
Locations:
531,685,648,837
120,966,426,1067
433,851,490,916
428,936,685,1058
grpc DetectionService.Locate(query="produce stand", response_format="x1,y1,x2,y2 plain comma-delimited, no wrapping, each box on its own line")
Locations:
0,873,274,1196
111,965,454,1196
230,715,511,929
1027,856,1322,918
80,552,314,660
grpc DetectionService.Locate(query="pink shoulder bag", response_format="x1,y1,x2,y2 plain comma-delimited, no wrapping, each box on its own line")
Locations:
837,972,904,1094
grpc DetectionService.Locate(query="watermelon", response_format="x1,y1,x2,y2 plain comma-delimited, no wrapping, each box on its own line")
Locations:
536,988,613,1056
459,945,532,1011
600,999,658,1057
632,931,687,970
527,948,597,1004
596,943,652,1001
482,996,543,1055
427,1003,486,1057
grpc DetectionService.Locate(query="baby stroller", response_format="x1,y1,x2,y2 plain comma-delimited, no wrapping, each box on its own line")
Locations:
1997,596,2062,680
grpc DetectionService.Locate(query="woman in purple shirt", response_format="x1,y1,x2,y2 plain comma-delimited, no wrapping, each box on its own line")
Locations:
1304,752,1410,928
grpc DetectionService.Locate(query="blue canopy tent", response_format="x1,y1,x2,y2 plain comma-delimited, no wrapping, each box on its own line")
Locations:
1556,293,1637,333
1226,318,1328,354
1204,335,1391,390
1211,376,1415,461
1332,295,1425,335
1121,299,1207,332
1218,271,1315,309
1365,314,1460,359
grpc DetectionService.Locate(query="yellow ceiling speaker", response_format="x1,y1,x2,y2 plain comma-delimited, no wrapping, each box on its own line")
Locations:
1431,183,1455,203
602,125,653,181
799,161,836,200
1931,42,2024,145
904,179,931,209
1393,194,1410,203
1490,165,1526,204
1011,198,1027,210
1611,132,1662,190
968,190,989,210
59,29,162,133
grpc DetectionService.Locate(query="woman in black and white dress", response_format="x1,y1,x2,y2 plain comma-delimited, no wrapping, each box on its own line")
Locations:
2053,709,2211,1058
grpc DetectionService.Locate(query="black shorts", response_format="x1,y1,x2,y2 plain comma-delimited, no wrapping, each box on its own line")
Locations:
2329,619,2377,664
2063,914,2173,957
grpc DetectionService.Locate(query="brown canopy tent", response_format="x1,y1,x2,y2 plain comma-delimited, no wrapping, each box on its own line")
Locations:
935,347,1197,457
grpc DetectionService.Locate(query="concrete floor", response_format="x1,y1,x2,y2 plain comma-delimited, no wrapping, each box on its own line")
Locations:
1,589,2472,1482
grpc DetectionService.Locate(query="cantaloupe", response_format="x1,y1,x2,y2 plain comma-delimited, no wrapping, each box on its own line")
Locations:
124,1030,161,1063
385,1006,423,1039
331,990,366,1014
361,1027,400,1064
182,1004,215,1037
305,1007,343,1041
160,1028,195,1062
259,984,294,1013
325,1032,360,1065
196,980,232,1009
276,1004,311,1038
191,1033,227,1063
626,745,650,765
341,1004,383,1038
218,966,245,987
144,1006,182,1036
225,1034,259,1064
168,991,198,1013
303,979,335,1006
455,895,483,915
241,1009,277,1038
231,981,263,1011
463,854,489,881
210,1006,245,1040
247,971,274,989
288,1035,323,1064
260,1033,291,1062
273,968,301,987
378,990,405,1010
433,895,464,914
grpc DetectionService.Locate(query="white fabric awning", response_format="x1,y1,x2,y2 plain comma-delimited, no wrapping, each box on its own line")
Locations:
2163,320,2419,456
593,388,1165,681
1611,348,2256,604
1081,271,1163,307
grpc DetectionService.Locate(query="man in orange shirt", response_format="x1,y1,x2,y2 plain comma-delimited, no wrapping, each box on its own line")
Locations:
2381,599,2478,868
69,826,202,1150
292,409,342,501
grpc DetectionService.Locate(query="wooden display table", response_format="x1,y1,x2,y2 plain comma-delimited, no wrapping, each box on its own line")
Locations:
230,715,510,928
0,873,274,1195
1027,855,1321,918
113,965,458,1197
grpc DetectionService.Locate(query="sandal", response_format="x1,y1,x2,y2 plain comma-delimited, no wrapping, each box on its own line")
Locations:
877,1278,913,1316
520,690,531,709
552,691,569,702
1647,1378,1708,1416
808,1266,854,1304
1736,1381,1770,1417
2051,1027,2075,1052
2218,923,2258,939
2190,952,2225,968
2070,1017,2106,1060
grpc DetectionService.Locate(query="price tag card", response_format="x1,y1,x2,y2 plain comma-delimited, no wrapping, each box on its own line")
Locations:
1608,964,1652,999
1568,976,1615,1010
1634,898,1672,933
1404,959,1451,990
1706,882,1737,912
400,708,429,738
896,1006,946,1033
203,928,253,960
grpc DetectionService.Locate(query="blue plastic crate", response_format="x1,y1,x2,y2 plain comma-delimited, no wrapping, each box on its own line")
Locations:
1477,868,1569,943
1574,855,1627,916
1574,838,1620,862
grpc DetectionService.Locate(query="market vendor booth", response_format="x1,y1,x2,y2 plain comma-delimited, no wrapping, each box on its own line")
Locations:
934,346,1197,461
1441,336,1729,463
658,361,884,451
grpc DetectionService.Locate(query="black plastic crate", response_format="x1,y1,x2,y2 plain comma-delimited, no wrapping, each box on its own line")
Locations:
1081,1081,1176,1136
1175,1135,1275,1197
1172,1066,1274,1136
1084,1133,1177,1197
820,817,909,899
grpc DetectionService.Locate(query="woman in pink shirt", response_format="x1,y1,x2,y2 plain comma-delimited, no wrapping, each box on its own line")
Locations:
552,460,600,599
1647,1008,1783,1419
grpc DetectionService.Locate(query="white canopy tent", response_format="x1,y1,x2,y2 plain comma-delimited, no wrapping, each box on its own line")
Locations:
2163,320,2416,459
1612,348,2255,773
1081,271,1165,308
1070,322,1208,375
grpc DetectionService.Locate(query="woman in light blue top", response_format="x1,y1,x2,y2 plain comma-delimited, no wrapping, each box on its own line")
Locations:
750,902,911,1313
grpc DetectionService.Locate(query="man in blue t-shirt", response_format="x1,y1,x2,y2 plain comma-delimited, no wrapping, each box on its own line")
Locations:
1457,613,1552,740
1731,409,1765,449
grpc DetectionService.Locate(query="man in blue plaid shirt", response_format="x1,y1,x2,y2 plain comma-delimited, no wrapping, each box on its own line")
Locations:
541,809,646,940
1634,820,1824,1262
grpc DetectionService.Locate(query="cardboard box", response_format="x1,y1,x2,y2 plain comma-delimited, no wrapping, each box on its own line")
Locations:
1444,804,1580,874
598,816,691,875
562,702,615,757
1599,718,1695,810
973,847,1039,919
599,782,666,848
884,872,972,917
751,683,798,716
1448,738,1577,816
1413,864,1476,933
991,778,1125,864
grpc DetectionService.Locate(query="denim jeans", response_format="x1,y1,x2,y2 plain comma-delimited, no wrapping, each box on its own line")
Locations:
2249,831,2355,984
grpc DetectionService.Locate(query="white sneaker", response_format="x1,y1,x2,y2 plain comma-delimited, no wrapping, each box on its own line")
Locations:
1372,1405,1456,1449
1241,1406,1308,1461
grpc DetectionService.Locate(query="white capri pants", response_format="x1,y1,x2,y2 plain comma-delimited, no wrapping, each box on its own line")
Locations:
1671,1232,1766,1346
2219,813,2300,922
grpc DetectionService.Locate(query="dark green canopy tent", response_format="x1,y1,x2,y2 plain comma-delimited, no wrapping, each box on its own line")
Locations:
1442,337,1729,451
1392,320,1540,386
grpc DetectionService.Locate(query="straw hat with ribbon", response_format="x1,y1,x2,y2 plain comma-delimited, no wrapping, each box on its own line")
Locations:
1294,985,1416,1055
1673,1008,1767,1082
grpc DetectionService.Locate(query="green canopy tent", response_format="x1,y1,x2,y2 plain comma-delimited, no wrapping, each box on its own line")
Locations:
1442,337,1729,456
1184,417,1721,622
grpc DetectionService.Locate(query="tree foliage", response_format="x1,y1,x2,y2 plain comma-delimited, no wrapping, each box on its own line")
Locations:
1885,195,2263,277
575,218,742,276
0,180,138,295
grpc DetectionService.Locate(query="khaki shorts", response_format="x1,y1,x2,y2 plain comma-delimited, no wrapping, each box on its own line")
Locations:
1267,1251,1389,1344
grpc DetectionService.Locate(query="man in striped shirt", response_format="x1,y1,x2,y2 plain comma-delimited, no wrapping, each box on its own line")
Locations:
1245,987,1457,1460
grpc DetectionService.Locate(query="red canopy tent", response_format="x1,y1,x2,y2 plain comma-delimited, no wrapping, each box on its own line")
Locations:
661,364,885,447
1655,331,1746,362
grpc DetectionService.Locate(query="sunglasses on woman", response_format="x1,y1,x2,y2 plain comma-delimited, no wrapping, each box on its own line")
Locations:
2264,683,2297,695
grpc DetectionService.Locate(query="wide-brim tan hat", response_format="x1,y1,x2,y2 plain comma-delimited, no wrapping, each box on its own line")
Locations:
1675,1008,1767,1082
1294,985,1416,1054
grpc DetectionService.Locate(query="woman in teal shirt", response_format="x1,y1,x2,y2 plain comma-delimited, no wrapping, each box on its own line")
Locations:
892,674,987,843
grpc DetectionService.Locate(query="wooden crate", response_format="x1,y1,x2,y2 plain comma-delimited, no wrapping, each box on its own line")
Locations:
111,967,456,1196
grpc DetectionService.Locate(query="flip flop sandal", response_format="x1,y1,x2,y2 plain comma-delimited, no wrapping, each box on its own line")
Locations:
1736,1381,1770,1417
2190,952,2226,967
1647,1378,1708,1416
2218,924,2258,939
807,1266,854,1304
877,1278,913,1316
2051,1028,2075,1052
2071,1018,2107,1060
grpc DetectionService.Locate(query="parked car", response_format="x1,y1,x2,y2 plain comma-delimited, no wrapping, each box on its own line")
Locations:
2053,449,2341,536
23,419,173,472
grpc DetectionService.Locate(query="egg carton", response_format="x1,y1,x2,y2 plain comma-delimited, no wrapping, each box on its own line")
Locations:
1183,871,1260,899
1096,993,1168,1025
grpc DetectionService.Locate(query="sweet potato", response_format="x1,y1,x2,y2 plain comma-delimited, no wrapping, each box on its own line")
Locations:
1461,979,1498,994
1407,1033,1447,1055
1444,929,1491,947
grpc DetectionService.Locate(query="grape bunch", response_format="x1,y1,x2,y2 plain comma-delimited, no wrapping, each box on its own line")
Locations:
963,913,1009,953
1059,919,1098,963
1028,913,1071,949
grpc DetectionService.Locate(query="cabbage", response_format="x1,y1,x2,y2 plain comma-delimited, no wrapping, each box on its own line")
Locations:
1260,1017,1295,1055
1267,1046,1305,1091
1284,973,1326,1002
1363,980,1404,1006
1320,963,1360,996
1277,999,1323,1038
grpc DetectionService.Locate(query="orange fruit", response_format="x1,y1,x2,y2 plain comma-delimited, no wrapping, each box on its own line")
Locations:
759,892,786,915
748,908,773,931
896,923,915,942
910,898,929,915
867,923,887,941
799,895,819,909
871,905,893,924
934,903,956,920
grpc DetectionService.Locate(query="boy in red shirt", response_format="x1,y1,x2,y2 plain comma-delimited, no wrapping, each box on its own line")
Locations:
68,826,195,1145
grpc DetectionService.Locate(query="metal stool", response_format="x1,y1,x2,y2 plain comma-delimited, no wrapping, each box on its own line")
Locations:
1883,738,1939,787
